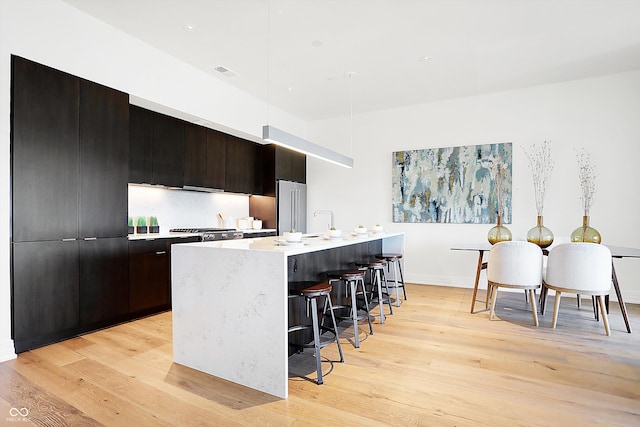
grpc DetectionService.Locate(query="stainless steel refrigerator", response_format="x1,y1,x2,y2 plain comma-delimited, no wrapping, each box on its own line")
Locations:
277,180,307,234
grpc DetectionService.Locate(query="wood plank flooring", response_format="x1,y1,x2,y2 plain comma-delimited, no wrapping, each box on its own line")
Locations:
1,284,639,426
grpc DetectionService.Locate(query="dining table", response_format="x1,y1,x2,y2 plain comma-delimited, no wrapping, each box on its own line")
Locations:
451,242,637,333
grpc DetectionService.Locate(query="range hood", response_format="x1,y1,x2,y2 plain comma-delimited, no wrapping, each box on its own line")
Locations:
181,185,224,193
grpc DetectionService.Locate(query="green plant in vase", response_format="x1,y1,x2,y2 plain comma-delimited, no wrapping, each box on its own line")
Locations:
128,216,134,234
571,148,601,243
523,140,554,247
149,216,159,233
487,162,512,244
136,216,148,234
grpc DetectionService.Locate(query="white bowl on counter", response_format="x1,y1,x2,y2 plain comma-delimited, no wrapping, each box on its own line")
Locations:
354,226,368,234
372,225,384,233
283,231,303,242
327,229,342,238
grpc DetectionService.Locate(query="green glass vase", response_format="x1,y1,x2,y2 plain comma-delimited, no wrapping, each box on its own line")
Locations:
527,215,554,248
571,215,601,243
488,215,512,245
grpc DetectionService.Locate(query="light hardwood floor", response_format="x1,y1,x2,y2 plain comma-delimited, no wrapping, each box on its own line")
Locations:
1,284,639,426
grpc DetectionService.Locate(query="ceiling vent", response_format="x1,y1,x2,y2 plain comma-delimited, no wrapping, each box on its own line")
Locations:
214,66,237,77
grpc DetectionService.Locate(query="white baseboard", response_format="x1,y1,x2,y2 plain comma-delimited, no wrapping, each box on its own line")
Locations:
0,339,16,363
406,274,640,304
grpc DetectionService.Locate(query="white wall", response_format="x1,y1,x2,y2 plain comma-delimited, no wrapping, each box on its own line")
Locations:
307,70,640,304
0,0,307,361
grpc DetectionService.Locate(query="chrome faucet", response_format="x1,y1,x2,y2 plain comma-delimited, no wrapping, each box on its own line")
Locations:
314,210,335,229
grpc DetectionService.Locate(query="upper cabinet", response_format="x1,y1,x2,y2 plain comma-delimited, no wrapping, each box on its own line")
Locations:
130,107,264,194
79,80,129,238
153,113,185,187
129,106,185,188
225,135,264,195
11,56,80,242
11,56,129,242
262,145,306,196
184,124,226,190
129,105,154,184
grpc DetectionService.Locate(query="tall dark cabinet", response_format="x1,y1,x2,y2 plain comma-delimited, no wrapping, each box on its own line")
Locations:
11,56,80,242
11,56,129,352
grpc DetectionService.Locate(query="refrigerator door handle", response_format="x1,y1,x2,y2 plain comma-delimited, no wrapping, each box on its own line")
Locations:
291,189,295,231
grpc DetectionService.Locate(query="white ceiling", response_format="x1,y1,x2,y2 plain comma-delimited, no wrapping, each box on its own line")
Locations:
63,0,640,122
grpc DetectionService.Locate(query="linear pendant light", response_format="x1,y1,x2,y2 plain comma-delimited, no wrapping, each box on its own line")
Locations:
262,125,354,168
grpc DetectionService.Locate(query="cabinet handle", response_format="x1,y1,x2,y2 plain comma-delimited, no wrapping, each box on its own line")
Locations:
155,251,167,255
61,238,77,242
83,237,98,241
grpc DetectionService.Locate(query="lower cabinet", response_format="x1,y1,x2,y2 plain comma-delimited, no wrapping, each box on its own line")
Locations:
12,236,196,352
12,240,80,353
129,236,200,316
79,237,129,329
129,239,170,315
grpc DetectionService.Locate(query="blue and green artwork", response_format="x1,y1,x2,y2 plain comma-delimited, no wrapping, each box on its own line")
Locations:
392,143,512,224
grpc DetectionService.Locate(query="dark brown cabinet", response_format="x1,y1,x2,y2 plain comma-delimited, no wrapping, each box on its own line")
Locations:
225,135,264,194
79,80,129,238
261,145,306,196
11,56,130,352
129,238,171,314
129,105,154,184
206,129,226,190
11,56,80,242
245,140,264,195
129,236,200,315
277,146,306,184
12,240,80,353
153,113,185,187
224,135,247,193
79,237,129,328
184,125,226,190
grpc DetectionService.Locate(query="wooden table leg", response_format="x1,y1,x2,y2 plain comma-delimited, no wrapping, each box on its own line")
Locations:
611,260,632,333
470,250,486,314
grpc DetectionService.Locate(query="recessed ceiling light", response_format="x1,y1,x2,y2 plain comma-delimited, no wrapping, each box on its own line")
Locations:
287,87,294,92
420,56,431,61
184,24,195,31
311,40,323,47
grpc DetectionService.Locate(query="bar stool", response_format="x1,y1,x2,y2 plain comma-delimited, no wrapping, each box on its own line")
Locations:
377,253,406,307
325,270,373,348
288,282,344,385
355,259,394,324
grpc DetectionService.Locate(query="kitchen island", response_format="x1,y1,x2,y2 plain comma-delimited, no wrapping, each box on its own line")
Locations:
171,231,404,398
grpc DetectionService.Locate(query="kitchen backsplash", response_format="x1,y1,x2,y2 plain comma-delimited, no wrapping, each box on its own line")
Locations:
128,184,250,231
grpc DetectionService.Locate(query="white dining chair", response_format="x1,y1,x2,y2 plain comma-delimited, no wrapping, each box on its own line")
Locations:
487,241,543,326
542,243,612,335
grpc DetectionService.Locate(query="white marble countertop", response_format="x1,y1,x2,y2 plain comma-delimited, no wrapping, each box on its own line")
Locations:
174,231,403,256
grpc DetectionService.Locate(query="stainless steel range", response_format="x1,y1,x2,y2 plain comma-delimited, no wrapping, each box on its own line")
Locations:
170,228,244,241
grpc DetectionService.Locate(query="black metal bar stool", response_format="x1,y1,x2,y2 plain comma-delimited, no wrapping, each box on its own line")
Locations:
355,259,394,324
325,269,373,348
288,282,344,385
377,253,406,307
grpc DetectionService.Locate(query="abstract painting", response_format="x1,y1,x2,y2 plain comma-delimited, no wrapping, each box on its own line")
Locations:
392,143,512,224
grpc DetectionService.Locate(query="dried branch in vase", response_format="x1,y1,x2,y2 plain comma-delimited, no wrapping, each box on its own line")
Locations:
575,148,596,215
488,161,507,219
523,140,554,216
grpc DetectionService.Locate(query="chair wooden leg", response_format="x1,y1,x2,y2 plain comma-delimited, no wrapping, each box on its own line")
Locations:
552,291,562,329
529,289,539,327
598,295,611,336
489,285,498,321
